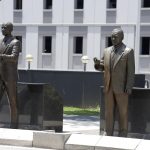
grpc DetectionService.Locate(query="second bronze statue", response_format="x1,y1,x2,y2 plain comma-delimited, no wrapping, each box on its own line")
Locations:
94,28,135,137
0,22,21,128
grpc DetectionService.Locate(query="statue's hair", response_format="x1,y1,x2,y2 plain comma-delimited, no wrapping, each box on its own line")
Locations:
112,28,124,40
2,22,13,32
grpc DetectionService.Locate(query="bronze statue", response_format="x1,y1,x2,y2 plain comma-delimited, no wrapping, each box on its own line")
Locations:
0,22,21,128
94,28,135,137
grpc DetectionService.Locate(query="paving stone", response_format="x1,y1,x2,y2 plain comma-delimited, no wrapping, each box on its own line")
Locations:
95,136,141,150
65,133,101,150
0,128,33,147
33,131,71,149
136,139,150,150
0,144,56,150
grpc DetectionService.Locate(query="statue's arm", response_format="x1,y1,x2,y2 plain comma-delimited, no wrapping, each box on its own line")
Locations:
0,40,21,63
125,49,135,94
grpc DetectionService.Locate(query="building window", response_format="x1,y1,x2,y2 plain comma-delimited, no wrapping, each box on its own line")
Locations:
15,36,22,53
43,36,52,53
107,0,116,8
74,37,83,54
106,37,112,47
141,37,150,55
75,0,84,9
142,0,150,8
14,0,22,10
44,0,52,9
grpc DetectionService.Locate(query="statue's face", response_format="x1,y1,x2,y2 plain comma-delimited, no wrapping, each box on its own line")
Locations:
1,24,11,36
111,31,123,46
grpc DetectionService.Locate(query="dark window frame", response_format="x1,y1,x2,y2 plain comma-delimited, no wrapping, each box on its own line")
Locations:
15,36,22,53
142,0,150,8
43,36,52,53
75,0,84,9
44,0,53,9
106,36,112,47
107,0,117,9
140,37,150,55
74,36,83,54
14,0,22,10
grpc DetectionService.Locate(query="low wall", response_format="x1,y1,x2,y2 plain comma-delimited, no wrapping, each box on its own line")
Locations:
18,70,145,107
18,70,103,107
0,83,63,132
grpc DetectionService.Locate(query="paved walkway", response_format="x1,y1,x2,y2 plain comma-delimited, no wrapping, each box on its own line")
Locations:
63,115,150,139
63,114,100,135
0,116,100,150
0,115,149,150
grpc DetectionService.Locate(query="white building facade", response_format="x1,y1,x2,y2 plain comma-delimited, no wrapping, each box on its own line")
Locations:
0,0,149,73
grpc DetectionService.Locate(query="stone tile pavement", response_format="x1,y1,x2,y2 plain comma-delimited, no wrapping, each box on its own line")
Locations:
63,114,99,135
0,115,149,150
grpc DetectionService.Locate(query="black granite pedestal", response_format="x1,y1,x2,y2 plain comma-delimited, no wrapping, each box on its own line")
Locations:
0,82,63,132
100,87,150,138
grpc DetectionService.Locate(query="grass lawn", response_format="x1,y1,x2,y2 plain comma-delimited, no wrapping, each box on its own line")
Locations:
63,106,100,116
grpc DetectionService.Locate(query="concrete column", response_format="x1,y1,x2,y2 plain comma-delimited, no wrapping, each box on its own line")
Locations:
55,26,69,70
121,25,139,73
63,0,74,23
0,0,13,23
61,26,69,70
94,0,107,23
84,0,95,23
121,26,136,49
25,26,39,69
117,0,140,73
53,0,63,23
87,26,101,71
23,0,43,23
117,0,139,23
84,0,106,23
134,0,141,73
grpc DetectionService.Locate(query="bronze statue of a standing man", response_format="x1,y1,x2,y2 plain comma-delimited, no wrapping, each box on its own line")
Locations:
0,22,21,128
94,28,135,137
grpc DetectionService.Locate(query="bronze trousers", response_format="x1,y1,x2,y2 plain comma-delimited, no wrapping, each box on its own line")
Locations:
105,86,128,137
0,79,18,129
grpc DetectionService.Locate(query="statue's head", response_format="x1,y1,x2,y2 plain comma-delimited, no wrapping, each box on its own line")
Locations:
111,28,124,46
1,22,13,36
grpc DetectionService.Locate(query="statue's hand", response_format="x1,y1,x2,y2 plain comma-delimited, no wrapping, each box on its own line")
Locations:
93,57,100,64
124,89,132,95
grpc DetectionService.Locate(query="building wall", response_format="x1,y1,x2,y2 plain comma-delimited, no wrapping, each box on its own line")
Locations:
0,0,149,74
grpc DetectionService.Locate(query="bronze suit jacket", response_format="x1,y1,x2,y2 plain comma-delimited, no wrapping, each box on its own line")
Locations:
95,43,135,93
0,36,21,82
